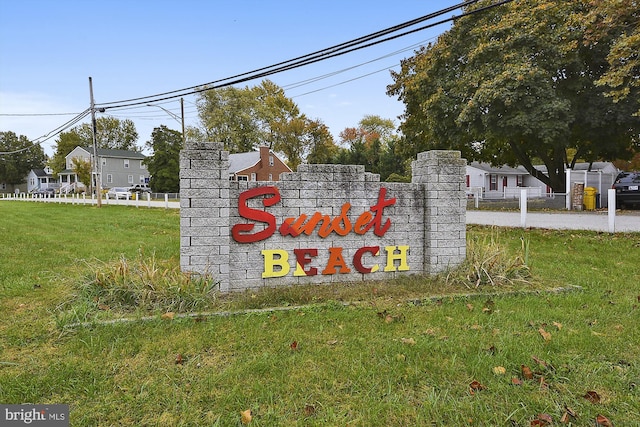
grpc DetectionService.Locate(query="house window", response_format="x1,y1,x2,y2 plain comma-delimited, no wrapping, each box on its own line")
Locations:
139,175,145,183
124,159,130,168
107,174,113,184
466,175,470,187
251,173,256,181
489,174,497,191
61,175,68,183
102,158,106,166
269,155,274,166
516,175,523,187
237,175,248,181
128,175,134,184
268,173,273,181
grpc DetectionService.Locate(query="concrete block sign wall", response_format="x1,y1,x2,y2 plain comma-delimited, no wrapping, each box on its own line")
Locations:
180,142,466,292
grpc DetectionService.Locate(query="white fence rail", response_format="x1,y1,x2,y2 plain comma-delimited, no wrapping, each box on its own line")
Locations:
0,192,180,209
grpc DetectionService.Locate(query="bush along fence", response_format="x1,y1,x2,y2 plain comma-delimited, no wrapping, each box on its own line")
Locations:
179,141,467,292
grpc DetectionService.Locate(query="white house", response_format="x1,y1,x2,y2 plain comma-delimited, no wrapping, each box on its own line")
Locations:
466,161,619,204
27,166,58,193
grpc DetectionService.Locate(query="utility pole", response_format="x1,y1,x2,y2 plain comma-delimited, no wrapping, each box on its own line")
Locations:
180,97,186,145
89,77,102,207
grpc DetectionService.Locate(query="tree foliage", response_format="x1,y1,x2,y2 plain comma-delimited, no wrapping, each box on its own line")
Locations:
72,117,140,151
195,80,334,169
388,0,640,192
0,131,46,185
333,115,406,181
587,0,640,116
71,157,92,189
144,125,183,193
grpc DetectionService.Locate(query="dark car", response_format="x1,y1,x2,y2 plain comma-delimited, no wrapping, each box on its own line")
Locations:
613,171,640,209
129,184,151,193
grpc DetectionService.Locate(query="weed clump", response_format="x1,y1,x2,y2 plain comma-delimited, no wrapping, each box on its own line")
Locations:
446,232,533,289
81,251,218,312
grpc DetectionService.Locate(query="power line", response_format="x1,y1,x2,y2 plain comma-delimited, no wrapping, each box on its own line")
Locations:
2,0,513,155
0,109,91,155
96,0,490,111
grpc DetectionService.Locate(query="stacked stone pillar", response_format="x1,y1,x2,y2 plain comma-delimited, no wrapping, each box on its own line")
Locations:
412,150,467,274
179,141,231,291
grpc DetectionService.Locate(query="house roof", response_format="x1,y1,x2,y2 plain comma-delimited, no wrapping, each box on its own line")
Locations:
31,169,51,177
81,147,145,159
468,162,526,175
533,161,618,173
228,151,261,174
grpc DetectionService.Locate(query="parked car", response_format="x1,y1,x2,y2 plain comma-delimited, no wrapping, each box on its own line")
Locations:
107,187,132,200
613,171,640,208
129,183,151,193
34,188,55,196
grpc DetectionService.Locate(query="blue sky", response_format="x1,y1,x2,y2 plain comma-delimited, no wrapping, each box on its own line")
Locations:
0,0,459,155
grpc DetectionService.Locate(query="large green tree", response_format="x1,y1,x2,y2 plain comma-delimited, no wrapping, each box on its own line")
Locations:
388,0,640,192
195,80,332,169
72,117,139,151
144,125,183,193
0,131,46,185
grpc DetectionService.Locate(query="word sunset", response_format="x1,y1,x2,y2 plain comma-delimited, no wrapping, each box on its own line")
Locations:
230,185,409,278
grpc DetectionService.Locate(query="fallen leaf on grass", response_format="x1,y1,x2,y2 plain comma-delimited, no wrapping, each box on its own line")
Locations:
511,377,523,386
492,366,506,375
469,380,486,392
521,365,534,380
326,339,338,346
552,321,563,330
483,299,495,314
161,312,175,320
595,414,613,426
175,354,184,365
583,390,601,403
303,404,316,417
531,413,553,426
98,303,110,311
290,341,299,351
240,409,252,424
401,337,416,345
466,303,474,311
560,406,577,424
531,355,550,369
538,328,552,342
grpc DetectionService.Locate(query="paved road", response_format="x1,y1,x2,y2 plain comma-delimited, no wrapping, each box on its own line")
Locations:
4,196,639,232
467,210,640,233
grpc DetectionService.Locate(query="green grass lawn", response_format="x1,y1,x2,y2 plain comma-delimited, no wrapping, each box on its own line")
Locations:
0,202,638,426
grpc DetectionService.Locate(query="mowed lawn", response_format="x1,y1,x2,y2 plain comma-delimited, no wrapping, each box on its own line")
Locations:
0,202,638,426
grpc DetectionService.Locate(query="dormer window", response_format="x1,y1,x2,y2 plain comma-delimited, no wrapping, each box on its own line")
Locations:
124,159,130,168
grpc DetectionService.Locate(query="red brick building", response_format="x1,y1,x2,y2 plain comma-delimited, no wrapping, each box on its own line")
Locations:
228,146,292,182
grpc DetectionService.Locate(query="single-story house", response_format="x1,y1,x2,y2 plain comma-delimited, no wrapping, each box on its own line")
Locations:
58,146,149,193
466,161,619,200
229,146,292,181
27,166,59,193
